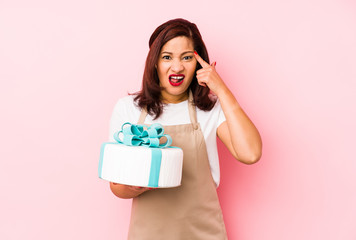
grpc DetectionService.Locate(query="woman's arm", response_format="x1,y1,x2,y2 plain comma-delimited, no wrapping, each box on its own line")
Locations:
109,182,151,199
194,51,262,164
216,88,262,164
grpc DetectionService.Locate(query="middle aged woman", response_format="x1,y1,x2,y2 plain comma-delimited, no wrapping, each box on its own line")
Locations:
108,18,262,240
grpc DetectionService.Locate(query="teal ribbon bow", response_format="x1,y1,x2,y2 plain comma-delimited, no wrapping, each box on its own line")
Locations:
113,122,172,148
113,122,172,187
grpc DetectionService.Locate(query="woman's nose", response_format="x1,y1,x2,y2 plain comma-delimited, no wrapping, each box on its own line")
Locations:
171,59,184,72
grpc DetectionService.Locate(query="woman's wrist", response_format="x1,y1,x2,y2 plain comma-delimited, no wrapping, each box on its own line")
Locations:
215,85,241,109
214,83,229,99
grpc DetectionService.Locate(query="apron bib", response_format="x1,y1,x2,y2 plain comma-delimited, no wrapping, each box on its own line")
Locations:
128,92,227,240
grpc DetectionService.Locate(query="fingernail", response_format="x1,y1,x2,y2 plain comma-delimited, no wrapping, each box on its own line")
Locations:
214,62,217,66
194,50,197,55
149,188,153,190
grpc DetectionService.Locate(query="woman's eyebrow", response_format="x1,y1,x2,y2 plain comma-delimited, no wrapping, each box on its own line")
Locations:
161,51,194,55
181,51,194,55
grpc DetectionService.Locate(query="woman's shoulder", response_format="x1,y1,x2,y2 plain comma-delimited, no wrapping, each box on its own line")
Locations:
110,95,141,135
196,96,225,127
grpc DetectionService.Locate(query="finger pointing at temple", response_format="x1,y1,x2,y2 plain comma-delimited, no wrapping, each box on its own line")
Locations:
194,50,211,68
193,50,226,95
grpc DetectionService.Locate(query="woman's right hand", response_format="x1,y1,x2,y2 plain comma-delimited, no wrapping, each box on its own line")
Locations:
109,182,152,199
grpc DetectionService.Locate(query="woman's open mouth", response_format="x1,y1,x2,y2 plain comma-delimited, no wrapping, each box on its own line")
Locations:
169,74,185,86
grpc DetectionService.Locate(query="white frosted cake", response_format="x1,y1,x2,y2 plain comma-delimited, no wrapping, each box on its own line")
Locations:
98,143,183,188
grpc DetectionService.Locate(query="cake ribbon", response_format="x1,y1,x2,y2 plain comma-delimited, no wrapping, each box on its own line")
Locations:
113,122,172,148
113,122,173,187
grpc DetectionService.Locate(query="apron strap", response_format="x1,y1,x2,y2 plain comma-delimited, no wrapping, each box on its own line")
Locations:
137,90,197,125
187,90,197,125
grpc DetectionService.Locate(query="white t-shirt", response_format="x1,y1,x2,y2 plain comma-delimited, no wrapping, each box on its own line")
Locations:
109,95,226,187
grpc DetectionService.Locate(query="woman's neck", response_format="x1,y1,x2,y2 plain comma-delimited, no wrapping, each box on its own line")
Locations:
161,92,189,104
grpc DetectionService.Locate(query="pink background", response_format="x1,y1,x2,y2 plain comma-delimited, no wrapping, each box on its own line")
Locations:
1,0,355,239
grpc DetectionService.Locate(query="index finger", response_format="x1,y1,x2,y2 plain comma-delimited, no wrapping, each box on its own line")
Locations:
194,50,210,68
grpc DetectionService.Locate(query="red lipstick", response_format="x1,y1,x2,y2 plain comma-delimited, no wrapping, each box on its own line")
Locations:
169,74,185,86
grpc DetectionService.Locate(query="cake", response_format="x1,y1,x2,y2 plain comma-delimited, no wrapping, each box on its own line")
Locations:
98,123,183,188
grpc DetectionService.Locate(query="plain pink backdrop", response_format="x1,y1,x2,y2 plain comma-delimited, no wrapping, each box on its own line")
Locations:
1,0,355,239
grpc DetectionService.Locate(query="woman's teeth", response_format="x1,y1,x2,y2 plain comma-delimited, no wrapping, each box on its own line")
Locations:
170,76,184,82
171,76,184,80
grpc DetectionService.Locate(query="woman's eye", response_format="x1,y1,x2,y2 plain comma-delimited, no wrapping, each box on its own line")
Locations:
183,56,193,61
162,55,171,60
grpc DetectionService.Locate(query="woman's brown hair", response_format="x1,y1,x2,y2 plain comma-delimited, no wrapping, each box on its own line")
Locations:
134,18,216,119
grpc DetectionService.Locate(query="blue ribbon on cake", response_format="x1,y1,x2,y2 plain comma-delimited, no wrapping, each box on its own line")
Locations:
113,122,172,187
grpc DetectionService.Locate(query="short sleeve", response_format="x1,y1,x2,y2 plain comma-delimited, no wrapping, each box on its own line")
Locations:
108,98,127,141
108,96,141,141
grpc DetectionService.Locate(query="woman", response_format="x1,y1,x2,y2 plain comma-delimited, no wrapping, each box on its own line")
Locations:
108,18,262,239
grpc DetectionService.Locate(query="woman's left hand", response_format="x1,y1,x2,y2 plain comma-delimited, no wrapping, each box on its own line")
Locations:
194,51,227,96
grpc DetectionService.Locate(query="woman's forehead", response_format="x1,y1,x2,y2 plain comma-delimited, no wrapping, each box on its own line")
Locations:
161,36,194,53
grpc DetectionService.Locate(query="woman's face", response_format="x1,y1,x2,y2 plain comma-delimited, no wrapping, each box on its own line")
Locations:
156,36,197,103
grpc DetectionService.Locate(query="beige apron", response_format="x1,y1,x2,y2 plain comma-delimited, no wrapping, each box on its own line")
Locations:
128,92,227,240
